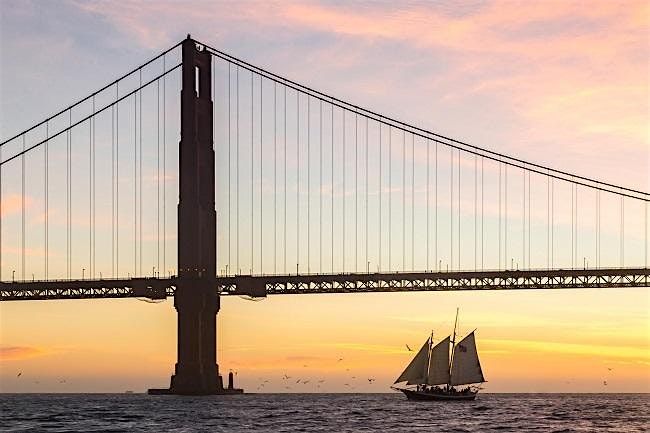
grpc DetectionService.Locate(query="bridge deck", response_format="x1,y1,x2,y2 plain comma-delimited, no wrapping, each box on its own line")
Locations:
0,268,647,301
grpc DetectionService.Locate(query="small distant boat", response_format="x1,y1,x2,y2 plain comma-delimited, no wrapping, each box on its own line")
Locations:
392,309,485,401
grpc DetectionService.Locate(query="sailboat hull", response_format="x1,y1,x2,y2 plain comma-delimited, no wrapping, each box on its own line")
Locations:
399,388,477,401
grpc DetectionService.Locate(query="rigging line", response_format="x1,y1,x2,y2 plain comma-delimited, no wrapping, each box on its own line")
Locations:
202,42,650,198
0,64,181,166
1,42,183,148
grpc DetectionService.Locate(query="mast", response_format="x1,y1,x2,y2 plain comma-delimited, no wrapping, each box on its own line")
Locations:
448,307,459,388
425,330,433,385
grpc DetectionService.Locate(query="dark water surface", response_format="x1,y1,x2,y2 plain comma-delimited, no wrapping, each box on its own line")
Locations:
1,393,648,432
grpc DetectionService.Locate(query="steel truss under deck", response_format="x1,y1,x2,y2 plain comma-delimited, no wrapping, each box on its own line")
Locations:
0,268,647,301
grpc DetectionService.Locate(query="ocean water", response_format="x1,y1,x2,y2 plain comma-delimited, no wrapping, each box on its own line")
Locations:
1,393,648,432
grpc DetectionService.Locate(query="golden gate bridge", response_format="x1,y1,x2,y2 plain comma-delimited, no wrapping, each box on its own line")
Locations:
1,36,648,394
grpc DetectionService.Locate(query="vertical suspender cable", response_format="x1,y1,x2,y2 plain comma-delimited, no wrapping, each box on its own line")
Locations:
112,95,115,277
90,99,93,278
331,104,334,273
355,111,358,272
481,156,485,270
318,99,323,273
377,119,383,272
450,146,453,270
22,134,25,280
272,80,278,274
282,85,287,274
411,134,414,270
402,131,405,271
388,125,391,271
342,108,346,273
474,154,477,270
227,64,231,274
498,161,501,270
435,141,438,270
140,70,143,275
260,75,264,274
45,122,49,279
458,149,462,270
365,116,369,273
307,96,311,272
551,177,554,268
621,196,624,266
547,172,550,269
523,168,525,268
426,139,429,270
571,182,574,268
504,164,507,269
528,171,531,268
116,84,119,277
162,55,167,275
297,91,300,273
134,86,138,276
251,72,254,273
236,66,240,273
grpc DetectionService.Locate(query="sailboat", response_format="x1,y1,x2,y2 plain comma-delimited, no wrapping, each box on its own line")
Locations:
392,309,485,401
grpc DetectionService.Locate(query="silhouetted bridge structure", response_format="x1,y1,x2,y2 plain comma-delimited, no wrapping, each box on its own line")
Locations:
2,268,649,301
1,36,648,394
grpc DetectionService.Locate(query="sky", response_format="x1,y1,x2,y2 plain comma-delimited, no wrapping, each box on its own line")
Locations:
0,0,649,393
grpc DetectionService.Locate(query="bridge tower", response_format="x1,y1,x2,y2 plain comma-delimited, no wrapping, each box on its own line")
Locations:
150,36,238,395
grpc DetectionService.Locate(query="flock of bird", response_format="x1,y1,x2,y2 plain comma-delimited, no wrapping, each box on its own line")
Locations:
253,357,377,391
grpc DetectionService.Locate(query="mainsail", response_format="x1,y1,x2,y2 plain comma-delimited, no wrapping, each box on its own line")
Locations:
394,339,429,384
427,336,450,385
450,331,485,386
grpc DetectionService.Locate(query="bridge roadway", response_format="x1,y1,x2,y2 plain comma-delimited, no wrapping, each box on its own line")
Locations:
0,268,648,301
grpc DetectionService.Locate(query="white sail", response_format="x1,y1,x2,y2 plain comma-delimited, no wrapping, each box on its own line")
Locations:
394,339,429,385
450,331,485,386
427,336,450,385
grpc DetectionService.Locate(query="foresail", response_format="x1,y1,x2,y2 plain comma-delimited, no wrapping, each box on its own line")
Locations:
394,339,429,385
427,336,450,385
450,331,485,386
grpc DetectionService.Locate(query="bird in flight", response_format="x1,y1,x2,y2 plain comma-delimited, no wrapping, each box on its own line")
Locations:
406,344,413,352
603,381,608,386
17,372,22,378
337,358,344,362
368,378,376,383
